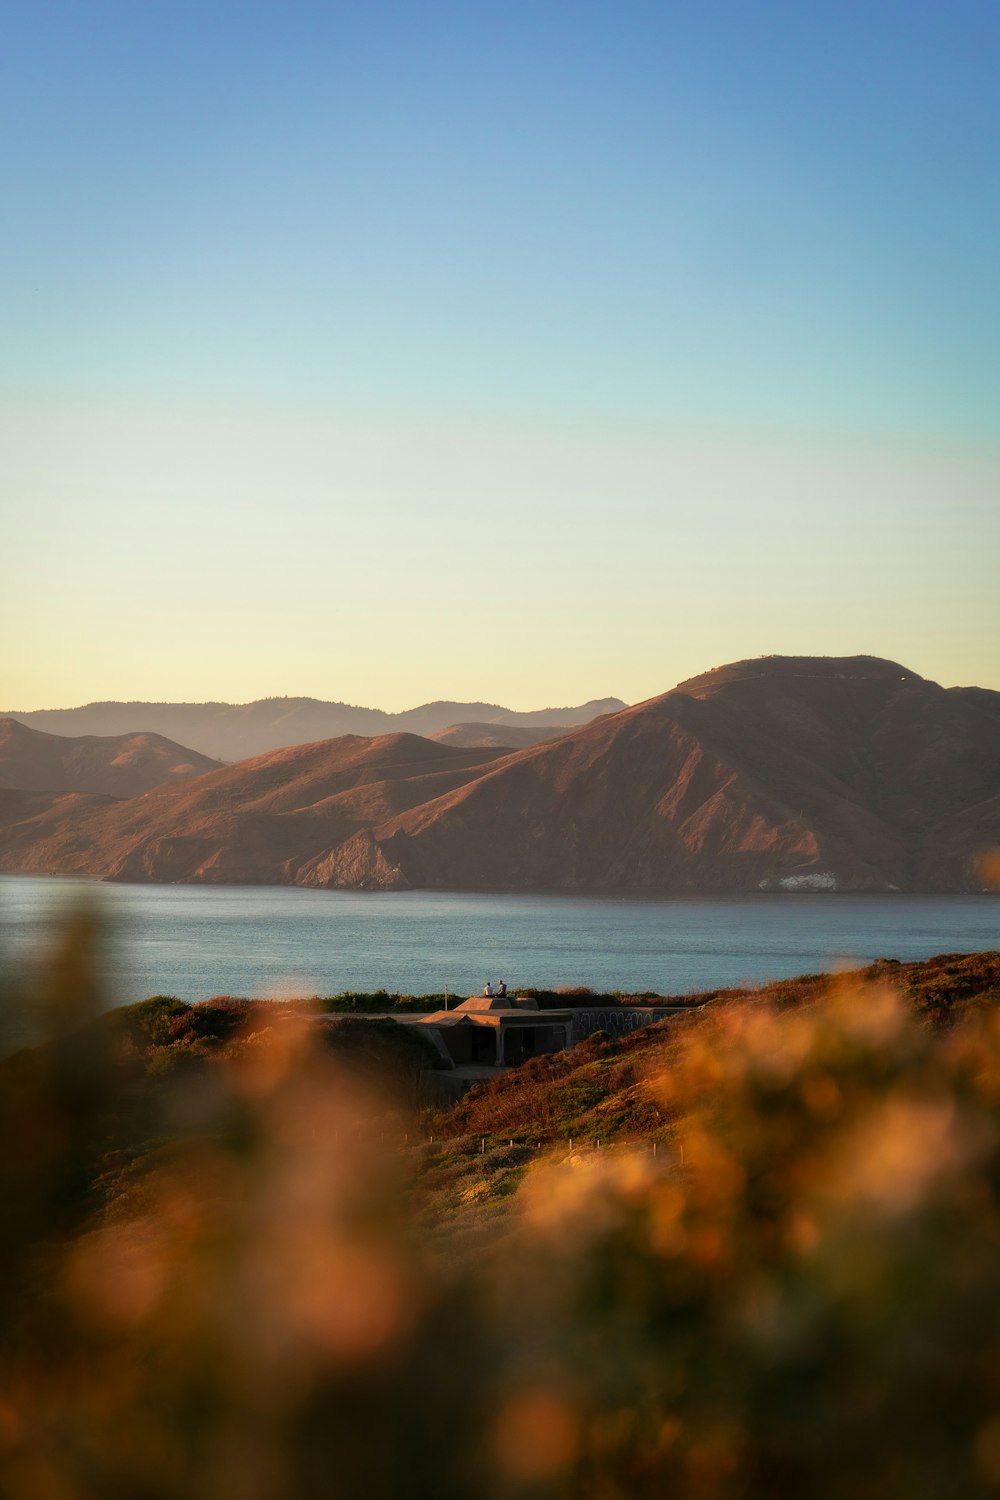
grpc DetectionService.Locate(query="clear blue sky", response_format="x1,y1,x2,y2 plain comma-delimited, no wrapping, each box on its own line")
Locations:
2,0,998,709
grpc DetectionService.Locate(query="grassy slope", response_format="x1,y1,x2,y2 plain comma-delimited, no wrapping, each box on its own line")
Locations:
5,950,999,1247
430,952,1000,1145
411,952,1000,1242
6,941,1000,1496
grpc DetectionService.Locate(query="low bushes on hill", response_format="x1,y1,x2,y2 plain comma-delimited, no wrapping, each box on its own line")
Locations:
315,990,451,1013
6,922,1000,1499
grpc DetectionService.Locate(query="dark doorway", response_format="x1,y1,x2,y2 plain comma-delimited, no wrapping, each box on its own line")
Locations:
504,1025,564,1066
440,1022,497,1066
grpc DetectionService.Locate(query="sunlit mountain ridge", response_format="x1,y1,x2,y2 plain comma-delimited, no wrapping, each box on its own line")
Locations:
1,656,998,895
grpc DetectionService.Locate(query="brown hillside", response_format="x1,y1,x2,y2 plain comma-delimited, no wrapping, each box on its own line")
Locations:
0,735,504,888
374,656,1000,894
430,951,1000,1145
0,718,222,798
1,658,998,893
429,721,572,749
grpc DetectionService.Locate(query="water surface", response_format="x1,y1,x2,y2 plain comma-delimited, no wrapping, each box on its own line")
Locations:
1,875,996,1006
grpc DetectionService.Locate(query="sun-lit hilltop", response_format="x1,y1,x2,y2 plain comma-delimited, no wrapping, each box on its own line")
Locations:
1,657,998,895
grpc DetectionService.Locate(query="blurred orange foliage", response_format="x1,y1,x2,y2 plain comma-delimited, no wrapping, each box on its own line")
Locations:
4,917,1000,1497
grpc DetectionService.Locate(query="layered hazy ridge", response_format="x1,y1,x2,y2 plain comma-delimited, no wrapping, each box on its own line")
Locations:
1,657,998,895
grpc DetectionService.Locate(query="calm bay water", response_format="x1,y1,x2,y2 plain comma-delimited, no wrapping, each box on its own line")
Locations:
1,874,997,1006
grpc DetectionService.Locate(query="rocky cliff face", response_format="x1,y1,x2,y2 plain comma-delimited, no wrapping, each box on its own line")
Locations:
1,658,998,894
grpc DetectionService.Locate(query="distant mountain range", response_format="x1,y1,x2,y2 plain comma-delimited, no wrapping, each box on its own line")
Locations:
1,656,998,895
0,718,222,798
2,696,626,763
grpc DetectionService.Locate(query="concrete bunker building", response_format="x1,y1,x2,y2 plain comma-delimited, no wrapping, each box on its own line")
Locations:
400,993,690,1078
411,992,574,1068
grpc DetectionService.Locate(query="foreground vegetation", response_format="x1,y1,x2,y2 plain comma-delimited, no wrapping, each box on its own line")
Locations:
3,918,1000,1498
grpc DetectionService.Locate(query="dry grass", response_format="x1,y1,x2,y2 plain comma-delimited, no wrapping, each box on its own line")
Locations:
4,921,1000,1498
